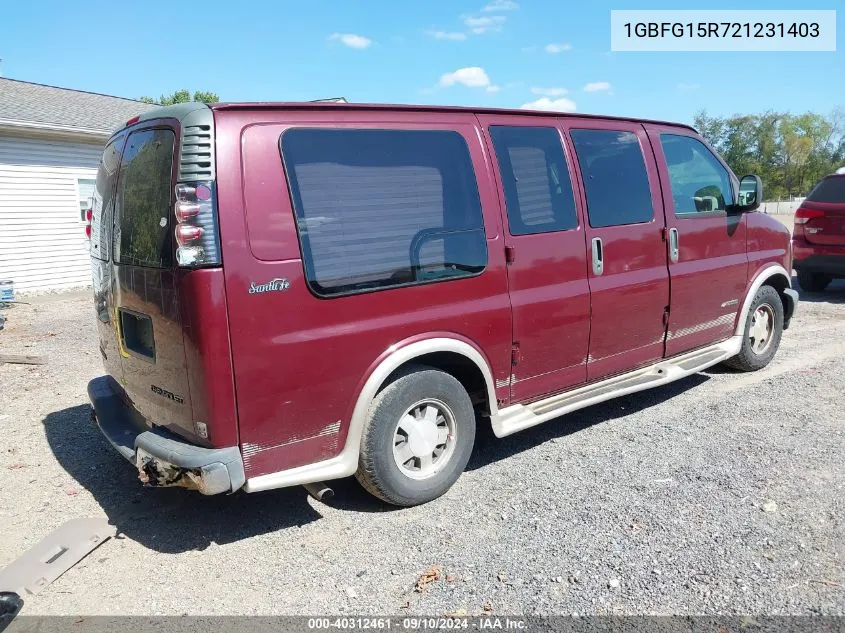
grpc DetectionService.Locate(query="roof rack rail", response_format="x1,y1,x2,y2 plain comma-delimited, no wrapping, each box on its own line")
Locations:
310,97,348,103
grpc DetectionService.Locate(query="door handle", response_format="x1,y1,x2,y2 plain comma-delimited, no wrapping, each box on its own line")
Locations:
668,228,679,263
591,237,604,276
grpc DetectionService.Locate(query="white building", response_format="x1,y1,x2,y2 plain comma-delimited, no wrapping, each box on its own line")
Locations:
0,78,158,292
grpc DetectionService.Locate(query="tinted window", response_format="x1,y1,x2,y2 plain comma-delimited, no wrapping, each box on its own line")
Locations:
282,128,487,297
661,134,734,213
570,129,654,227
807,176,845,203
489,126,578,235
114,129,175,268
90,137,124,261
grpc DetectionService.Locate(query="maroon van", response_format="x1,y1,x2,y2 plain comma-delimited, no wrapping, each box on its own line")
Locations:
86,102,797,506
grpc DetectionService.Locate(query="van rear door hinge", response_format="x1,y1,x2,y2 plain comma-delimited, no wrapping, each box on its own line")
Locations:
661,227,669,241
662,306,670,327
505,245,515,264
511,342,521,366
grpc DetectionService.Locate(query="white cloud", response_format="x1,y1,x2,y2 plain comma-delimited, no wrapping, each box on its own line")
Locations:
439,66,494,89
426,30,467,41
544,42,572,54
584,81,612,92
328,33,373,49
483,0,519,11
464,15,506,34
520,97,577,112
531,87,568,96
486,85,502,93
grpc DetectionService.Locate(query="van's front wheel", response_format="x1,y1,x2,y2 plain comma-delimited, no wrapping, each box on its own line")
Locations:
723,285,784,372
356,366,475,506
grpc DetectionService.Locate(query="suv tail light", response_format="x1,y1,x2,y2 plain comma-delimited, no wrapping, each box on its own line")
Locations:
84,208,93,239
174,182,221,267
794,207,824,224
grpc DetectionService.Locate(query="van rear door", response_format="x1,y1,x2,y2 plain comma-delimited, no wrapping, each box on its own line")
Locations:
109,125,199,441
90,134,126,384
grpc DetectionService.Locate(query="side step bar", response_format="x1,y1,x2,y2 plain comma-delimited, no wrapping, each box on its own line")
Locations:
491,337,742,438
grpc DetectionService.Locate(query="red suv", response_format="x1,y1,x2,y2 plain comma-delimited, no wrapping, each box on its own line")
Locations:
793,172,845,292
87,102,797,506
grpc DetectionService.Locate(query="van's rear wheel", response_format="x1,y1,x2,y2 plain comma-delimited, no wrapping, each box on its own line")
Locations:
723,285,784,372
356,365,475,506
797,270,831,293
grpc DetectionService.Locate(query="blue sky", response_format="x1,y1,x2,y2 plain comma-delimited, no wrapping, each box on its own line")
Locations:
0,0,842,125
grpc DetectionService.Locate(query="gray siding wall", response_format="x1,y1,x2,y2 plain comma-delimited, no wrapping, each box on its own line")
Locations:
0,133,103,292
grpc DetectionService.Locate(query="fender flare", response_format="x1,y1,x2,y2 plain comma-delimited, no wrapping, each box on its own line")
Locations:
244,336,498,492
346,336,499,439
734,264,791,336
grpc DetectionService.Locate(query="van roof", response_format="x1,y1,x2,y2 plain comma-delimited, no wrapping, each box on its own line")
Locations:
132,101,697,133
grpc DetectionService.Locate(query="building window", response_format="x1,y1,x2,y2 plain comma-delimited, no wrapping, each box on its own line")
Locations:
77,178,96,221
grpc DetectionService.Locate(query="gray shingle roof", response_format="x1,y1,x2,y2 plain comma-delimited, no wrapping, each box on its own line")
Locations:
0,78,160,134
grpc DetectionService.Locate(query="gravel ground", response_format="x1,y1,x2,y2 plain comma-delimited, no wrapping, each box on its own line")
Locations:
0,282,843,616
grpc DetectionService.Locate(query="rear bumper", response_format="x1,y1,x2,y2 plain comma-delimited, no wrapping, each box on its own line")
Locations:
88,376,245,495
792,237,845,275
792,253,845,276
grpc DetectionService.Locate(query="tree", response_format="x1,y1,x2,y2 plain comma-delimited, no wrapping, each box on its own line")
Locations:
139,89,219,105
693,108,845,200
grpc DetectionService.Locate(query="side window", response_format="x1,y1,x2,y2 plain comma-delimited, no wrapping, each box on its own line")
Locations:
281,128,487,297
114,129,175,268
660,134,734,214
570,129,654,228
489,126,578,235
90,137,124,261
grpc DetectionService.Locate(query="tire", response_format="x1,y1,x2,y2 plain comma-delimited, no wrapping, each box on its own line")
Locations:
723,285,784,372
355,365,475,506
797,270,832,293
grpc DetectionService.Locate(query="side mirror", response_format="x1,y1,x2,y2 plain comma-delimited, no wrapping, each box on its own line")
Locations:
735,175,763,212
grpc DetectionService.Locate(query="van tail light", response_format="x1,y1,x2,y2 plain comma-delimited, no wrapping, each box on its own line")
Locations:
175,224,203,244
174,181,221,267
84,208,93,239
794,207,824,224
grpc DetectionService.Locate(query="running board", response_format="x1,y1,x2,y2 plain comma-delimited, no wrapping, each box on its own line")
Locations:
491,336,742,438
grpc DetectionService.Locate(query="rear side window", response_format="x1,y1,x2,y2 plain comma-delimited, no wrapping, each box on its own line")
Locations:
281,128,487,297
489,126,578,235
114,129,175,268
807,176,845,203
90,137,124,261
570,129,654,228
